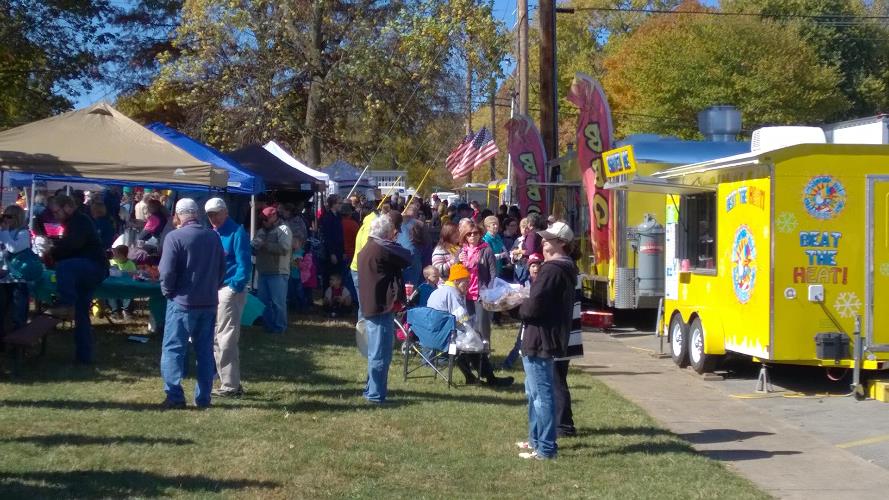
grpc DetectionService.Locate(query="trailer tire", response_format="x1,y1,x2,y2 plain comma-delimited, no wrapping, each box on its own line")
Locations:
689,317,720,374
669,314,689,368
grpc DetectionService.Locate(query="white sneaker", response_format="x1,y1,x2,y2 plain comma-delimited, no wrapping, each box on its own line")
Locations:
519,451,542,460
515,441,533,450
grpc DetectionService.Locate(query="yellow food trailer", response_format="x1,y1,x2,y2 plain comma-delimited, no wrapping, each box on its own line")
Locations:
592,137,749,309
625,129,889,391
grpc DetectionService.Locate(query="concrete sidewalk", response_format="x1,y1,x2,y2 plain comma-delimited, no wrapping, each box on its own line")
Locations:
574,331,889,500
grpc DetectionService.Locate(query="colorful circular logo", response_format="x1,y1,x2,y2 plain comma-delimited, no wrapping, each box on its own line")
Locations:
731,225,757,304
803,175,846,219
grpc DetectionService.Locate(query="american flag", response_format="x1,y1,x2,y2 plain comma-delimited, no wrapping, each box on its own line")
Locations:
446,132,474,172
449,127,499,179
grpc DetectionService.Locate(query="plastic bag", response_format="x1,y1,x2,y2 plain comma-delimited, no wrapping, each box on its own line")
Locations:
479,277,530,311
456,327,484,352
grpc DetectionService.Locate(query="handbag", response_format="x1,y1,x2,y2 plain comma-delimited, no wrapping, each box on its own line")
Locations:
9,247,45,282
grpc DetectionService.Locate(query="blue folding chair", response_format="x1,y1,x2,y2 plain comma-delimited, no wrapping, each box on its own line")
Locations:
403,307,459,387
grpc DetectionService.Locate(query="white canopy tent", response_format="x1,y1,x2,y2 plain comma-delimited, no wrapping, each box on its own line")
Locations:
263,141,330,186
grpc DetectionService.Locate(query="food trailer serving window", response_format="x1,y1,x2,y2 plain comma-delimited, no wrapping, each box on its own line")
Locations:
678,193,717,273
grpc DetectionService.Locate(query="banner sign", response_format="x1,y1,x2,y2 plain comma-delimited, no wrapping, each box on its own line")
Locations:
603,145,637,179
506,115,548,216
567,73,614,266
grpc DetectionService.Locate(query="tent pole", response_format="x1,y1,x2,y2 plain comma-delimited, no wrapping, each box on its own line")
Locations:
346,165,370,199
250,194,256,240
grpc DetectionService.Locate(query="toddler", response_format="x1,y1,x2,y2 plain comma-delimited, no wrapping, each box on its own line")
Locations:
410,265,440,308
323,273,352,318
107,245,136,319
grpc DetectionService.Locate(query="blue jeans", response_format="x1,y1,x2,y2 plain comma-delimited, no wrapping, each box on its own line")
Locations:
342,258,357,312
107,298,131,313
364,312,394,403
56,258,105,363
0,282,29,337
351,270,362,320
523,356,557,458
258,274,288,333
287,276,308,311
502,331,522,369
161,301,216,407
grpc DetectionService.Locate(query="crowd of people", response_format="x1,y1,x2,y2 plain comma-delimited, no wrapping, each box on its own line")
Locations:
0,184,579,460
342,192,581,461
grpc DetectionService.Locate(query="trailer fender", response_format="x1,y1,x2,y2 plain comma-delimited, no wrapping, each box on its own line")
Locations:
687,312,727,356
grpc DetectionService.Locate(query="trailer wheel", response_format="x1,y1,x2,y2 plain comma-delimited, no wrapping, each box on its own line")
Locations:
669,314,689,368
689,317,720,374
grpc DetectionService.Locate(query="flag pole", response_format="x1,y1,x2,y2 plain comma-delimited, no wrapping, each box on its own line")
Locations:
402,167,434,215
376,176,402,210
346,165,371,199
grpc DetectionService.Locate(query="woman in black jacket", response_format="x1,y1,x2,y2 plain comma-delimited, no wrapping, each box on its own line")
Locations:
517,221,577,460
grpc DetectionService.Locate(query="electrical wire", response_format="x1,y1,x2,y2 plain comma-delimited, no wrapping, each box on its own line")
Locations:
560,6,889,22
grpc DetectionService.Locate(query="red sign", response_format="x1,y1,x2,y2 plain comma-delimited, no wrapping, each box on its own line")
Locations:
506,115,548,216
567,73,613,265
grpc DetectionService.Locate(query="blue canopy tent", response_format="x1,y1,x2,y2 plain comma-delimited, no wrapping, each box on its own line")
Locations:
146,123,265,195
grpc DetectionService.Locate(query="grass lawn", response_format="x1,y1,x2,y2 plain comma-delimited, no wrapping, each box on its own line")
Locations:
0,311,767,499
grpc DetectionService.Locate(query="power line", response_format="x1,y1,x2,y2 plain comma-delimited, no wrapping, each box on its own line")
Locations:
559,6,889,22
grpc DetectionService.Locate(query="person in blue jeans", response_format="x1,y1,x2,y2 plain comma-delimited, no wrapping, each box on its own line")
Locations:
253,206,292,333
517,222,578,460
158,199,225,409
46,195,109,364
357,213,409,404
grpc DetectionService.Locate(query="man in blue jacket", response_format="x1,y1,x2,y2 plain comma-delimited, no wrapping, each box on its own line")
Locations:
159,198,225,409
205,197,252,398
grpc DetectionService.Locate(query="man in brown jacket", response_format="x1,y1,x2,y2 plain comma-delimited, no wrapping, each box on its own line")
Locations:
357,213,410,403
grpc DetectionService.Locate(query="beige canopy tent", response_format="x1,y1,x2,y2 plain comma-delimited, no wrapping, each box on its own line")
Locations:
0,103,228,188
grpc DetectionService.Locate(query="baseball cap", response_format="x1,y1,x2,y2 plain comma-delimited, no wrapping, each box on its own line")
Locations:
261,206,278,218
528,253,544,265
205,197,227,213
538,221,573,243
448,263,470,282
175,198,199,215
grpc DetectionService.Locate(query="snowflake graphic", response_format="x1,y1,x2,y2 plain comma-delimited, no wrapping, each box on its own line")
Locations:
881,263,889,277
776,212,798,234
834,291,862,319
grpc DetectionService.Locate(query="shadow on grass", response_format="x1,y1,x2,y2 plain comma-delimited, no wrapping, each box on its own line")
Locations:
583,371,663,376
679,429,774,445
0,434,195,447
575,426,674,438
600,441,698,456
0,470,278,498
298,386,527,406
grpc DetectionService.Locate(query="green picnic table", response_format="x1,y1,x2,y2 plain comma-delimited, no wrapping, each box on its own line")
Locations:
33,272,265,332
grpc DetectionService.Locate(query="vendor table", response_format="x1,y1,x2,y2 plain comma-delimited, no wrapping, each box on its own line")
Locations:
33,272,265,331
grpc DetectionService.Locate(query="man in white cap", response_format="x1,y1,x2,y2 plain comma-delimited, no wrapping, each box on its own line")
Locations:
516,220,578,460
205,197,252,397
158,198,226,409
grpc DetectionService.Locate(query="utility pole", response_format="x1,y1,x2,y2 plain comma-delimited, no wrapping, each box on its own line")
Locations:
517,0,529,115
538,0,558,165
490,76,497,181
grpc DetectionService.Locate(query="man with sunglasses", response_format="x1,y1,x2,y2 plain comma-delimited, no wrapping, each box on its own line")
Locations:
46,195,109,364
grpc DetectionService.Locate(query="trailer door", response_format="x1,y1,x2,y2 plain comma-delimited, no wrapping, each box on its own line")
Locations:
868,178,889,346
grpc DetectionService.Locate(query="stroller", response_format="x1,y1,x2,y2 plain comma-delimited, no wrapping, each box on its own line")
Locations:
398,306,485,388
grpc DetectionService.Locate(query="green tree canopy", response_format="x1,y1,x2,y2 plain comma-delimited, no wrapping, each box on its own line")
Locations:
0,0,110,127
601,1,849,139
125,0,506,182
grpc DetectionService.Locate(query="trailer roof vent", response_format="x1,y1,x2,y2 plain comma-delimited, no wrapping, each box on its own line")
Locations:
698,105,742,142
751,126,826,153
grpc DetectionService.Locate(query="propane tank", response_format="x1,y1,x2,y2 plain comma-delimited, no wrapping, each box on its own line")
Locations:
636,214,665,297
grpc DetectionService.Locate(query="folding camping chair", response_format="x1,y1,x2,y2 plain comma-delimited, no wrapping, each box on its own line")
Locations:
402,307,459,388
